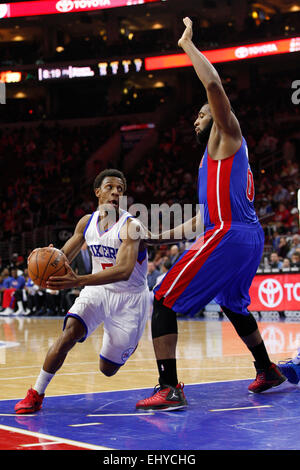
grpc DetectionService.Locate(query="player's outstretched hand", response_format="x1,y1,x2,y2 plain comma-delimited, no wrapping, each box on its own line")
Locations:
178,17,193,48
46,262,79,290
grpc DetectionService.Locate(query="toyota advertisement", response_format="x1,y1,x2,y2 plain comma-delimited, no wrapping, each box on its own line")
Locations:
249,274,300,312
0,0,161,19
145,37,300,70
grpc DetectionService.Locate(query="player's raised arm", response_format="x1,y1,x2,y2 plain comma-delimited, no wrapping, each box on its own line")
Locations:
178,17,241,137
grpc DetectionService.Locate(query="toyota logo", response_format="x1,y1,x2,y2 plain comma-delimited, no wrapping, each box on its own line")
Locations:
56,0,74,12
0,4,8,18
258,278,283,308
235,46,249,59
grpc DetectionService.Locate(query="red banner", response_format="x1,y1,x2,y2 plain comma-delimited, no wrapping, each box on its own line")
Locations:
249,273,300,311
0,0,160,19
145,37,300,70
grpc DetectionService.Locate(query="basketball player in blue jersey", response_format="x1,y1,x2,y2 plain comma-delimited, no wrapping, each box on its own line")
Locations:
136,17,286,411
15,169,150,414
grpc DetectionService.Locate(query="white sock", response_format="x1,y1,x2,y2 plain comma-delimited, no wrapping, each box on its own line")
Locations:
16,301,24,312
34,369,55,395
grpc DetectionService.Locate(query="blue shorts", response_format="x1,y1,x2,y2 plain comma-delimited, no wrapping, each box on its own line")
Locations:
154,222,264,316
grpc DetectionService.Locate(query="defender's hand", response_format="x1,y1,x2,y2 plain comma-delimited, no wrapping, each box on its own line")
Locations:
178,17,193,48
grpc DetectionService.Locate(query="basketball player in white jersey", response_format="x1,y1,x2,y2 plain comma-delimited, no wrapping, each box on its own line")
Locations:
15,169,150,414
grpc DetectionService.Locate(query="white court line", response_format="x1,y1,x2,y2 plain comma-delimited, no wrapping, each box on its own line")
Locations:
0,424,113,450
0,413,36,417
20,440,65,448
69,422,103,427
88,413,154,417
210,405,272,412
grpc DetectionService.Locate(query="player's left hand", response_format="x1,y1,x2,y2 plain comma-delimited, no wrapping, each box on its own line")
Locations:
178,17,193,48
46,262,80,290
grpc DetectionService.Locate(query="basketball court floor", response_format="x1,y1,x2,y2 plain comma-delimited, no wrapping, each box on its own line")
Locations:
1,314,300,451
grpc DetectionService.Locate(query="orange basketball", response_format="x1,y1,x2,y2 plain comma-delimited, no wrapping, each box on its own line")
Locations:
27,247,68,288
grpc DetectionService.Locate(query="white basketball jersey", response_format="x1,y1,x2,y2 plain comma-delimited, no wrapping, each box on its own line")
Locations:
84,209,148,293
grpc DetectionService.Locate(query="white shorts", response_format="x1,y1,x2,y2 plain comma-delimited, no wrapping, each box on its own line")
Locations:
63,285,150,366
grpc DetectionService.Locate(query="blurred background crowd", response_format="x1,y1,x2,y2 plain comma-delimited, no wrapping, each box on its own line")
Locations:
0,0,299,316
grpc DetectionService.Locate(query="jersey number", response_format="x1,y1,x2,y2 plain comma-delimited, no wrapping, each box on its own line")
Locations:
246,168,254,202
101,263,114,270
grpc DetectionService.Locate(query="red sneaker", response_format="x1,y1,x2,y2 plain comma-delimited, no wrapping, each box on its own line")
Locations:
136,383,187,411
15,388,44,414
248,362,287,393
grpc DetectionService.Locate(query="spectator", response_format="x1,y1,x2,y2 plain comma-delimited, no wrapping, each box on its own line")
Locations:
281,258,291,270
269,252,282,269
0,268,12,290
287,234,300,258
273,203,291,233
257,197,273,218
8,253,26,274
277,237,290,259
147,261,161,291
0,268,25,315
169,245,181,266
71,242,92,275
290,253,300,268
273,186,290,204
155,259,172,287
23,272,40,315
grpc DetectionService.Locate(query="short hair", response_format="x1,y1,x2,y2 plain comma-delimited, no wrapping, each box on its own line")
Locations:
93,169,127,191
164,259,172,270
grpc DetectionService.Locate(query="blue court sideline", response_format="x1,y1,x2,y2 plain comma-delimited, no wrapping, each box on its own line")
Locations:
0,380,299,450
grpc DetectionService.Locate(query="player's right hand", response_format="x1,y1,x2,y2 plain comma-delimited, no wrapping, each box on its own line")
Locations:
178,17,193,48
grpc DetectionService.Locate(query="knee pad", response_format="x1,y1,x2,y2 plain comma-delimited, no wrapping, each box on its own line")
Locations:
151,297,178,339
221,306,258,337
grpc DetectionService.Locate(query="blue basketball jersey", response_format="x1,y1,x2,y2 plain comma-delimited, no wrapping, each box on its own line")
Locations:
198,137,259,228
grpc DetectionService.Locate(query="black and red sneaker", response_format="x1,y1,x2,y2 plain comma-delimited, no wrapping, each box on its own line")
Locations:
248,362,287,393
136,382,187,411
15,388,44,414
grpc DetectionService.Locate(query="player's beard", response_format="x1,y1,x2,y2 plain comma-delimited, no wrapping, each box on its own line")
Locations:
195,118,213,146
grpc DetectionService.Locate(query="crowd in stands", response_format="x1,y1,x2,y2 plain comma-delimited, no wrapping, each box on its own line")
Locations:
0,72,299,243
0,87,299,317
0,122,114,243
